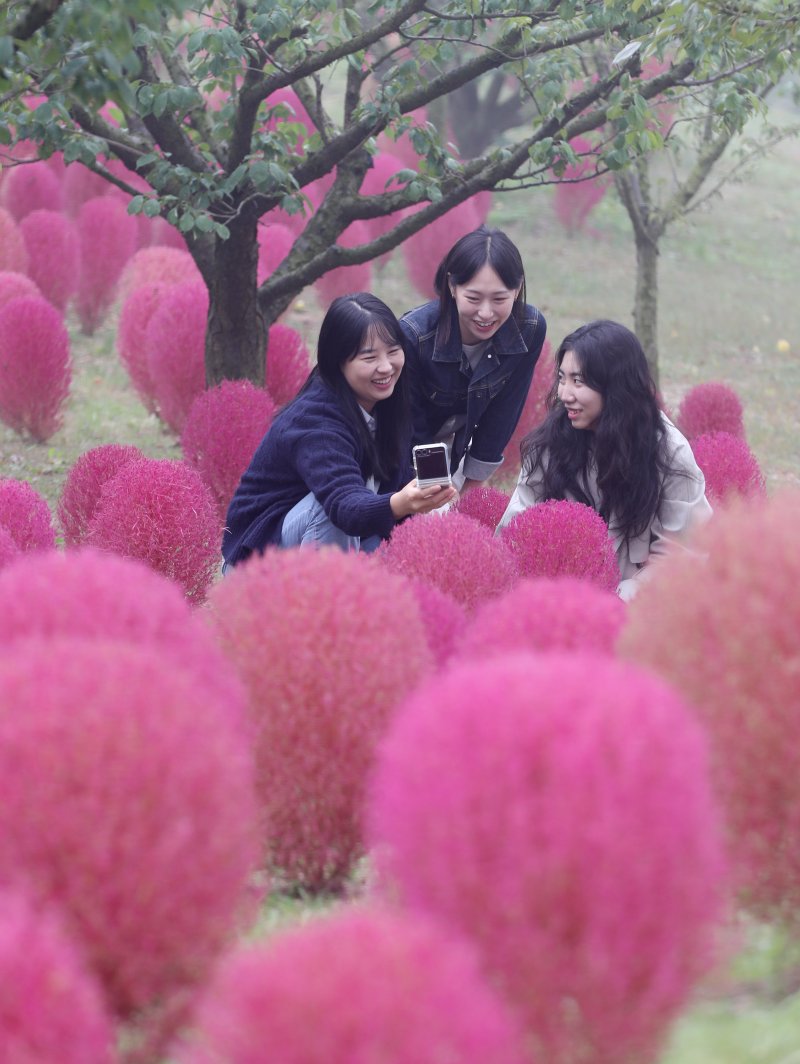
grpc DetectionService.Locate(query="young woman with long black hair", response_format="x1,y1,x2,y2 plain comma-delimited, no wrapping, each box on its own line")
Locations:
223,293,456,567
497,319,712,600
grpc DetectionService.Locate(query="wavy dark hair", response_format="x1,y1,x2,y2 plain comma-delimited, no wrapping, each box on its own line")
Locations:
433,225,527,345
520,319,687,542
295,292,410,483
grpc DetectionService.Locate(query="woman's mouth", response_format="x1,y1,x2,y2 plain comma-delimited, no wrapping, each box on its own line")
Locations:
474,319,496,330
372,375,394,388
566,408,581,420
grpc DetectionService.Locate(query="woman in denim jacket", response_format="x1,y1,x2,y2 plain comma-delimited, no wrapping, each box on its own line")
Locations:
400,226,547,493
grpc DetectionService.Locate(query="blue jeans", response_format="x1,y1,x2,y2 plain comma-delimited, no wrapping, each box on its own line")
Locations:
280,493,381,553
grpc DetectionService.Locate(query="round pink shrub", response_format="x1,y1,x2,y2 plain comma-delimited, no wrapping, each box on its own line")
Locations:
406,577,467,666
499,499,620,591
150,216,189,250
455,485,511,530
0,295,71,440
0,207,29,274
368,652,727,1064
0,268,41,310
0,477,55,552
19,208,79,312
116,280,170,411
118,246,200,302
619,490,800,927
676,381,745,441
0,525,21,572
0,637,260,1019
256,221,294,284
314,220,373,306
551,137,609,234
88,457,222,604
456,576,625,663
57,444,145,546
378,511,518,612
0,888,116,1063
359,150,409,247
181,381,276,517
208,549,433,891
402,197,485,299
0,158,64,220
146,280,208,433
691,430,766,505
62,161,112,216
265,322,311,406
178,905,525,1064
262,87,314,154
503,339,553,477
75,195,139,333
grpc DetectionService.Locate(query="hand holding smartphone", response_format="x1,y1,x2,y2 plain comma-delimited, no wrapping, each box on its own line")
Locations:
412,443,452,489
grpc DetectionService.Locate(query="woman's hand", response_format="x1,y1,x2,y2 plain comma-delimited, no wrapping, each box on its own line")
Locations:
390,479,458,519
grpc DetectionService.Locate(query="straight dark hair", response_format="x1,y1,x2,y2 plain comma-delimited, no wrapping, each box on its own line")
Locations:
520,319,687,543
295,292,410,483
433,225,527,345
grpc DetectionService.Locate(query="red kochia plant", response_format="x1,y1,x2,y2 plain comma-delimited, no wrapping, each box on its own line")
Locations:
0,638,260,1025
368,653,727,1064
177,906,525,1064
691,431,766,505
20,209,80,312
181,381,276,518
0,295,71,440
402,197,486,299
313,220,373,306
0,159,64,220
57,444,145,546
675,381,745,441
378,512,518,613
0,268,41,310
406,577,468,666
208,549,433,891
265,323,312,406
551,136,609,234
256,222,294,284
117,281,170,411
75,196,139,334
0,888,116,1064
499,499,620,591
619,491,800,928
0,526,20,571
455,485,511,530
0,208,29,274
117,246,200,302
146,281,208,433
503,339,553,477
88,458,222,604
0,477,56,552
456,576,626,662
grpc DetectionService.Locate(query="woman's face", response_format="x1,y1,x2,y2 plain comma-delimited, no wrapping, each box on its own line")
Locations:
450,263,520,345
558,349,604,431
341,326,405,413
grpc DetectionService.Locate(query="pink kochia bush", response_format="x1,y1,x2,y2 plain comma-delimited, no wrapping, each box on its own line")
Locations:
406,577,467,666
0,158,64,220
0,477,56,552
117,246,200,302
117,280,170,411
551,136,609,234
503,339,553,477
20,208,80,312
0,268,41,310
456,576,626,662
265,322,312,406
75,196,139,333
675,381,745,441
181,381,276,518
0,295,71,440
0,208,29,274
146,280,208,433
499,499,620,591
455,485,511,530
0,526,20,571
619,491,800,928
177,906,525,1064
88,457,222,604
691,430,766,505
208,549,433,891
378,512,518,613
0,888,116,1063
57,444,145,546
368,653,727,1064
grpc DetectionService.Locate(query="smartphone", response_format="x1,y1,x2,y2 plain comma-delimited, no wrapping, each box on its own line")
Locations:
413,443,452,488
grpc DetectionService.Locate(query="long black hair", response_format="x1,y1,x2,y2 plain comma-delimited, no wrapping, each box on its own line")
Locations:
520,319,685,542
297,292,410,483
433,225,527,345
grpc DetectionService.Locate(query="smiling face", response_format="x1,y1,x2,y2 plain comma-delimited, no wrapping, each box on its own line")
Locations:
558,349,604,431
341,326,405,413
450,264,520,346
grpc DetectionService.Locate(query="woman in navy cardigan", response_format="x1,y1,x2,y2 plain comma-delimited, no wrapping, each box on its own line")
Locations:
223,293,456,567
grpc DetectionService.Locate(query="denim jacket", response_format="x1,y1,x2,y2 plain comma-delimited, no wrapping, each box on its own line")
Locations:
399,299,547,480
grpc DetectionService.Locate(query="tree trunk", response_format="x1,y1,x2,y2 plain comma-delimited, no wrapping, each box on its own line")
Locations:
205,212,266,386
632,228,660,388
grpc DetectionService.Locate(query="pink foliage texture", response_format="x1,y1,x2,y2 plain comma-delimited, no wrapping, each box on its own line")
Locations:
0,295,71,440
503,339,554,477
675,381,745,441
0,159,64,220
691,430,766,505
265,322,312,406
75,196,139,334
552,136,609,234
208,549,433,891
20,208,80,312
0,637,260,1022
117,281,170,411
181,381,276,518
406,577,468,666
262,87,314,154
178,905,525,1064
456,576,625,662
359,150,409,248
62,161,113,217
0,477,56,553
619,490,800,927
57,444,145,546
499,499,620,591
0,888,116,1063
368,652,727,1064
256,221,295,284
314,220,373,306
146,281,209,433
377,511,518,613
402,197,485,299
0,208,30,274
0,526,20,571
117,246,200,302
87,457,222,604
0,268,41,310
455,484,511,530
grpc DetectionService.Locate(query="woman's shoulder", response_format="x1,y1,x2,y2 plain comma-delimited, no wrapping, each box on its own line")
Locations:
278,377,352,433
399,299,440,337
